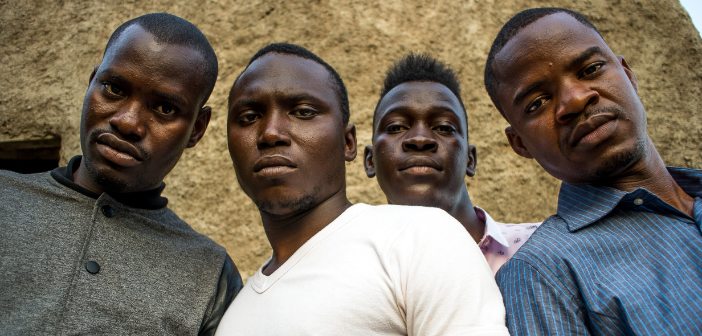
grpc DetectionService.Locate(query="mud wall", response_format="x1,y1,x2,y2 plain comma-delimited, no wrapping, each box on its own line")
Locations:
1,0,700,277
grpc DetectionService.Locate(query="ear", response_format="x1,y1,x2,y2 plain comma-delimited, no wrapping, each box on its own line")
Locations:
344,123,357,162
619,56,639,93
466,144,477,177
187,106,212,148
88,65,98,84
505,126,533,159
363,145,376,177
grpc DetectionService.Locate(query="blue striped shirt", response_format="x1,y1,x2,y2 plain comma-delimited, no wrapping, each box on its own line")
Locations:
496,167,702,335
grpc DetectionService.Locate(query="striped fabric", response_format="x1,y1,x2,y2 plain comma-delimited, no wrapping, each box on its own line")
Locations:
496,167,702,335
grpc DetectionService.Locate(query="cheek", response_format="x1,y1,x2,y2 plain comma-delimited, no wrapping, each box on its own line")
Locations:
371,140,400,171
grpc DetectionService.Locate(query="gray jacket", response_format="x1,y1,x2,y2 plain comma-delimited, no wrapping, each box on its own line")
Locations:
0,158,242,335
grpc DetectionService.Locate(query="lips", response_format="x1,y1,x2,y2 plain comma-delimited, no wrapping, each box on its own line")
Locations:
95,132,145,167
569,113,618,147
253,155,297,173
398,156,442,172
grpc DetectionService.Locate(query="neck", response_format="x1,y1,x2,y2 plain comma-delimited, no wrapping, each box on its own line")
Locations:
447,188,485,243
605,140,694,217
260,189,352,275
73,160,105,195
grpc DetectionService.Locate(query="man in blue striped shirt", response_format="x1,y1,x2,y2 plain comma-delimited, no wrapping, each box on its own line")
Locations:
483,7,702,335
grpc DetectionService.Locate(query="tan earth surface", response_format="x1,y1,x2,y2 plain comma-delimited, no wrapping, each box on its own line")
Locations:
1,0,700,277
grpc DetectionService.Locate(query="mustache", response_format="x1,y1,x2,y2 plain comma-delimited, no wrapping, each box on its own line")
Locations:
582,106,624,119
89,128,149,160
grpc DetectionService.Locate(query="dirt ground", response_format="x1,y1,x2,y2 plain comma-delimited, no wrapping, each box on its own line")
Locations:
1,0,700,277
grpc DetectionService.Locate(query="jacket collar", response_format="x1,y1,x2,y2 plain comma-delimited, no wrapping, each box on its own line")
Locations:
50,155,167,210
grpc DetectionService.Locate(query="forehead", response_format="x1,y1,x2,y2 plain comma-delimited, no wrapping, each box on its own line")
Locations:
493,13,610,83
375,81,465,125
100,25,209,102
231,53,339,106
492,13,616,110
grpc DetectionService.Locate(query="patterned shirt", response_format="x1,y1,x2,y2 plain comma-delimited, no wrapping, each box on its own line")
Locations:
496,167,702,335
475,207,540,274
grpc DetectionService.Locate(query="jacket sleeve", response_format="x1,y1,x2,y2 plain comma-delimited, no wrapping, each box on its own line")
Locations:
198,254,244,336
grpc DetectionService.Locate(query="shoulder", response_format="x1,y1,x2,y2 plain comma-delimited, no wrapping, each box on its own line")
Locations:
0,169,50,188
356,203,464,232
347,203,476,258
0,170,66,201
126,205,228,258
497,215,584,292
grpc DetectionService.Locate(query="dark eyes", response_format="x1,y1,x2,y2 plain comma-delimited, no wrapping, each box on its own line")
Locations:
526,96,549,114
102,82,125,97
383,122,457,135
237,111,261,125
154,103,177,116
102,81,179,116
579,62,604,78
386,124,407,133
433,124,456,134
290,107,319,119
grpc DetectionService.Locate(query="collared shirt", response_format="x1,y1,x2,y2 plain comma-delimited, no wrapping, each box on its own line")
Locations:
496,167,702,336
475,207,540,274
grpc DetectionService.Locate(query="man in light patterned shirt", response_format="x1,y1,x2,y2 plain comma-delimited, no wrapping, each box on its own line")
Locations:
364,53,540,274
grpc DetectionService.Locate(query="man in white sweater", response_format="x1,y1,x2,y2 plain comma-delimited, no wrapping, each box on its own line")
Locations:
216,42,507,335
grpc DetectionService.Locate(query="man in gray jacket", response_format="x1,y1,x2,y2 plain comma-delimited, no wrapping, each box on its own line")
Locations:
0,13,242,335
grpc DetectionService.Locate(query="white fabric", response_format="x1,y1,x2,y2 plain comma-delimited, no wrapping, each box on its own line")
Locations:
216,203,507,336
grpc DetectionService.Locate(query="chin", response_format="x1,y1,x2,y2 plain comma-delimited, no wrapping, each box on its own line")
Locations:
256,194,317,216
592,138,646,181
84,158,129,193
93,169,129,193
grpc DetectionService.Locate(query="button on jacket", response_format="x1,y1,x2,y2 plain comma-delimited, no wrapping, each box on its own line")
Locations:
0,156,243,336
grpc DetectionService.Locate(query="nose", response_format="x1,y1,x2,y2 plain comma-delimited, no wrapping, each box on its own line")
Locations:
109,100,146,141
402,126,437,152
257,111,291,149
555,80,599,124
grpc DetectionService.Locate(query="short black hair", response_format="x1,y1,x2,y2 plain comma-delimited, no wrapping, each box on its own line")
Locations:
484,7,602,114
239,42,350,125
374,53,467,140
104,12,218,103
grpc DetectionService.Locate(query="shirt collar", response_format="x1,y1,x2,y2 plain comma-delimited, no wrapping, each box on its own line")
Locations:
557,167,702,232
475,207,511,247
50,155,168,210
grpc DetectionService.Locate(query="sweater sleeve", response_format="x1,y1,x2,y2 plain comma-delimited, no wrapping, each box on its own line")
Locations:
198,255,244,336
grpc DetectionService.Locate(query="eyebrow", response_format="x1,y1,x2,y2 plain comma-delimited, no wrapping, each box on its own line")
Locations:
230,93,329,110
283,93,325,105
513,80,546,107
99,69,188,107
567,46,604,70
153,91,187,108
230,98,259,110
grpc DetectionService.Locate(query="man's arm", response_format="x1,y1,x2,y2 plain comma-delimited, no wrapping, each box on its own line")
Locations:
198,255,243,336
496,258,590,335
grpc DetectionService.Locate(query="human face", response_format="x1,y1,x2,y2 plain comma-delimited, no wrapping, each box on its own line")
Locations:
365,81,475,209
227,53,356,216
493,13,648,184
76,24,211,194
